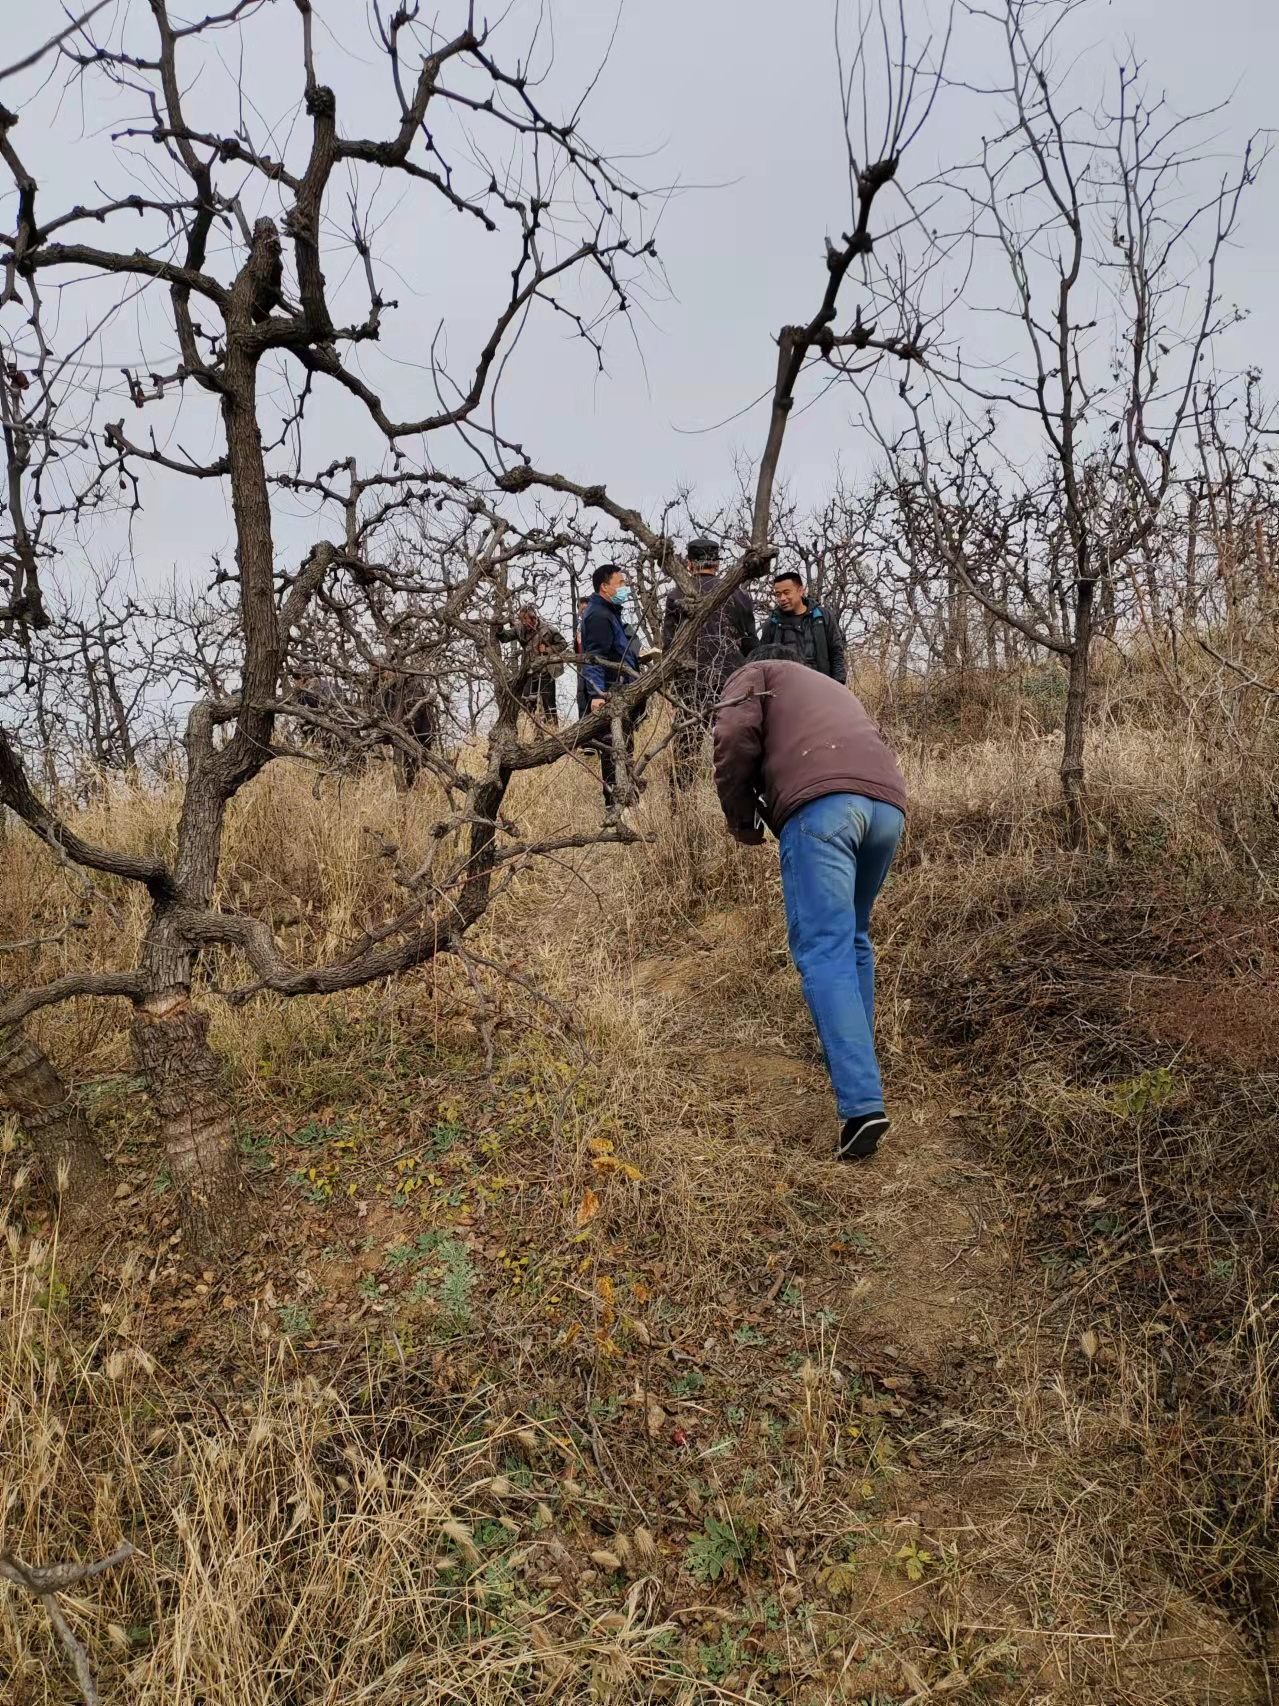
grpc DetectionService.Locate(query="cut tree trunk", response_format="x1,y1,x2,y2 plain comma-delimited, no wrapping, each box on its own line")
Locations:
0,1016,107,1223
130,991,249,1255
1060,580,1095,848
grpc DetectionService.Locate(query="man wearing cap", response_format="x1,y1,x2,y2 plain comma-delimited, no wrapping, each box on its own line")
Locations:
661,537,757,794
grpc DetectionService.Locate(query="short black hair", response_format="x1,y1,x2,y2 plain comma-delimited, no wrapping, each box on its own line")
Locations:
726,643,794,679
591,563,622,594
773,569,804,589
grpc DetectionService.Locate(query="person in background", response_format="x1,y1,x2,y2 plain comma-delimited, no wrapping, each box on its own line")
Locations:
712,645,906,1161
500,604,566,727
289,671,347,756
661,536,757,793
574,594,592,719
371,665,438,790
758,569,847,682
581,564,643,811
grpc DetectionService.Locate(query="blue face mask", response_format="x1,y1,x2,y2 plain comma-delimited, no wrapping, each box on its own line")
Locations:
613,585,631,607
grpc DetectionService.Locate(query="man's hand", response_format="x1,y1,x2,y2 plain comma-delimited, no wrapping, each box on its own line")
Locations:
591,697,606,712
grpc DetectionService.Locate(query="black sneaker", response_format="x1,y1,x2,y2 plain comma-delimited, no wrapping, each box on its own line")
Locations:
838,1112,889,1162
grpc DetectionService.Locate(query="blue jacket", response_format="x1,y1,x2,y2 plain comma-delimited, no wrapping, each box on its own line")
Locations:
581,591,642,700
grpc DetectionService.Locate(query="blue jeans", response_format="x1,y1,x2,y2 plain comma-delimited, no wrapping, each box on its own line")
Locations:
778,793,904,1119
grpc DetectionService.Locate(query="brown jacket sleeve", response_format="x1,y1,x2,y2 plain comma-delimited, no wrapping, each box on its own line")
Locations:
712,668,766,845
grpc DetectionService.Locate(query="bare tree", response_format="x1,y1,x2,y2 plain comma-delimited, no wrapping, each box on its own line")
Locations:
0,0,947,1251
854,0,1260,835
0,0,661,1248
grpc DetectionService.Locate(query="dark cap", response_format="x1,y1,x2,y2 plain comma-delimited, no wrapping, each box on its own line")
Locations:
687,537,721,564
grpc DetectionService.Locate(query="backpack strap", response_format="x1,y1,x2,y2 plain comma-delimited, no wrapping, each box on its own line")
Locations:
808,607,832,676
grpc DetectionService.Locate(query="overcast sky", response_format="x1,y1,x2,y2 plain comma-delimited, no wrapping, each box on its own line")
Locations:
4,0,1277,596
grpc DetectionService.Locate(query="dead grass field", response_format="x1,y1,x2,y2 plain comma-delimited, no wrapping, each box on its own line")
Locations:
1,681,1277,1703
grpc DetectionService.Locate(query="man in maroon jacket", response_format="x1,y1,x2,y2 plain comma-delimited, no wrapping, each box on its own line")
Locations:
712,647,906,1160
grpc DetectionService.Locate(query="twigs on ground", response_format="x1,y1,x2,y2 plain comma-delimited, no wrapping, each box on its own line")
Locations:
0,1542,133,1706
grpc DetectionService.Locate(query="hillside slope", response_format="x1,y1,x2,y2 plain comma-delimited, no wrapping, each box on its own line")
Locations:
0,736,1273,1703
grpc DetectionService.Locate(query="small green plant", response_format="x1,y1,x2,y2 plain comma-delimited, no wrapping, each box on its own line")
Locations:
670,1369,705,1399
239,1130,275,1173
292,1116,348,1148
821,1548,860,1598
401,1231,475,1329
894,1539,935,1582
685,1515,759,1583
1090,1211,1126,1238
290,1168,333,1205
35,1274,69,1312
435,1238,475,1328
426,1122,464,1158
277,1304,314,1337
1111,1066,1175,1117
696,1630,742,1683
733,1324,768,1347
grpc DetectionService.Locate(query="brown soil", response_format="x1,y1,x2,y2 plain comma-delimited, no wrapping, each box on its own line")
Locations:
635,910,1261,1704
1132,973,1279,1068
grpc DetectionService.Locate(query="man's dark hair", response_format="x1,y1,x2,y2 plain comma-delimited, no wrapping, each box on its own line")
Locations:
591,563,622,594
773,569,804,589
726,643,794,679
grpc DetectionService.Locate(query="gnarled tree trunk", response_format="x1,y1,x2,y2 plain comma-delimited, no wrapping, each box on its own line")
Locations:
130,991,248,1255
0,1014,106,1222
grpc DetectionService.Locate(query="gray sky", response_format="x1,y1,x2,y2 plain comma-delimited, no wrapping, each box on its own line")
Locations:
5,0,1278,594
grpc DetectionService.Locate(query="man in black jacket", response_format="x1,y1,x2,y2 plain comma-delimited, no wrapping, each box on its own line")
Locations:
758,570,846,683
371,666,438,790
581,564,644,811
661,537,757,793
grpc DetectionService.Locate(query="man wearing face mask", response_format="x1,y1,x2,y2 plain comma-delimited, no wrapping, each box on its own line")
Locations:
581,563,644,810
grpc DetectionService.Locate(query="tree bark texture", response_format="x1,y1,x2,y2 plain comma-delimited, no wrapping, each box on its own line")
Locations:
1060,579,1095,847
0,1017,107,1219
130,992,248,1253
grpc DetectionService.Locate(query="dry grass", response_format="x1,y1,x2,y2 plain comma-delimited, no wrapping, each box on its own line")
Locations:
1,687,1277,1702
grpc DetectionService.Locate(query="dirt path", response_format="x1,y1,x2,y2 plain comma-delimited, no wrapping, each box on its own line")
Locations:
633,905,1260,1706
